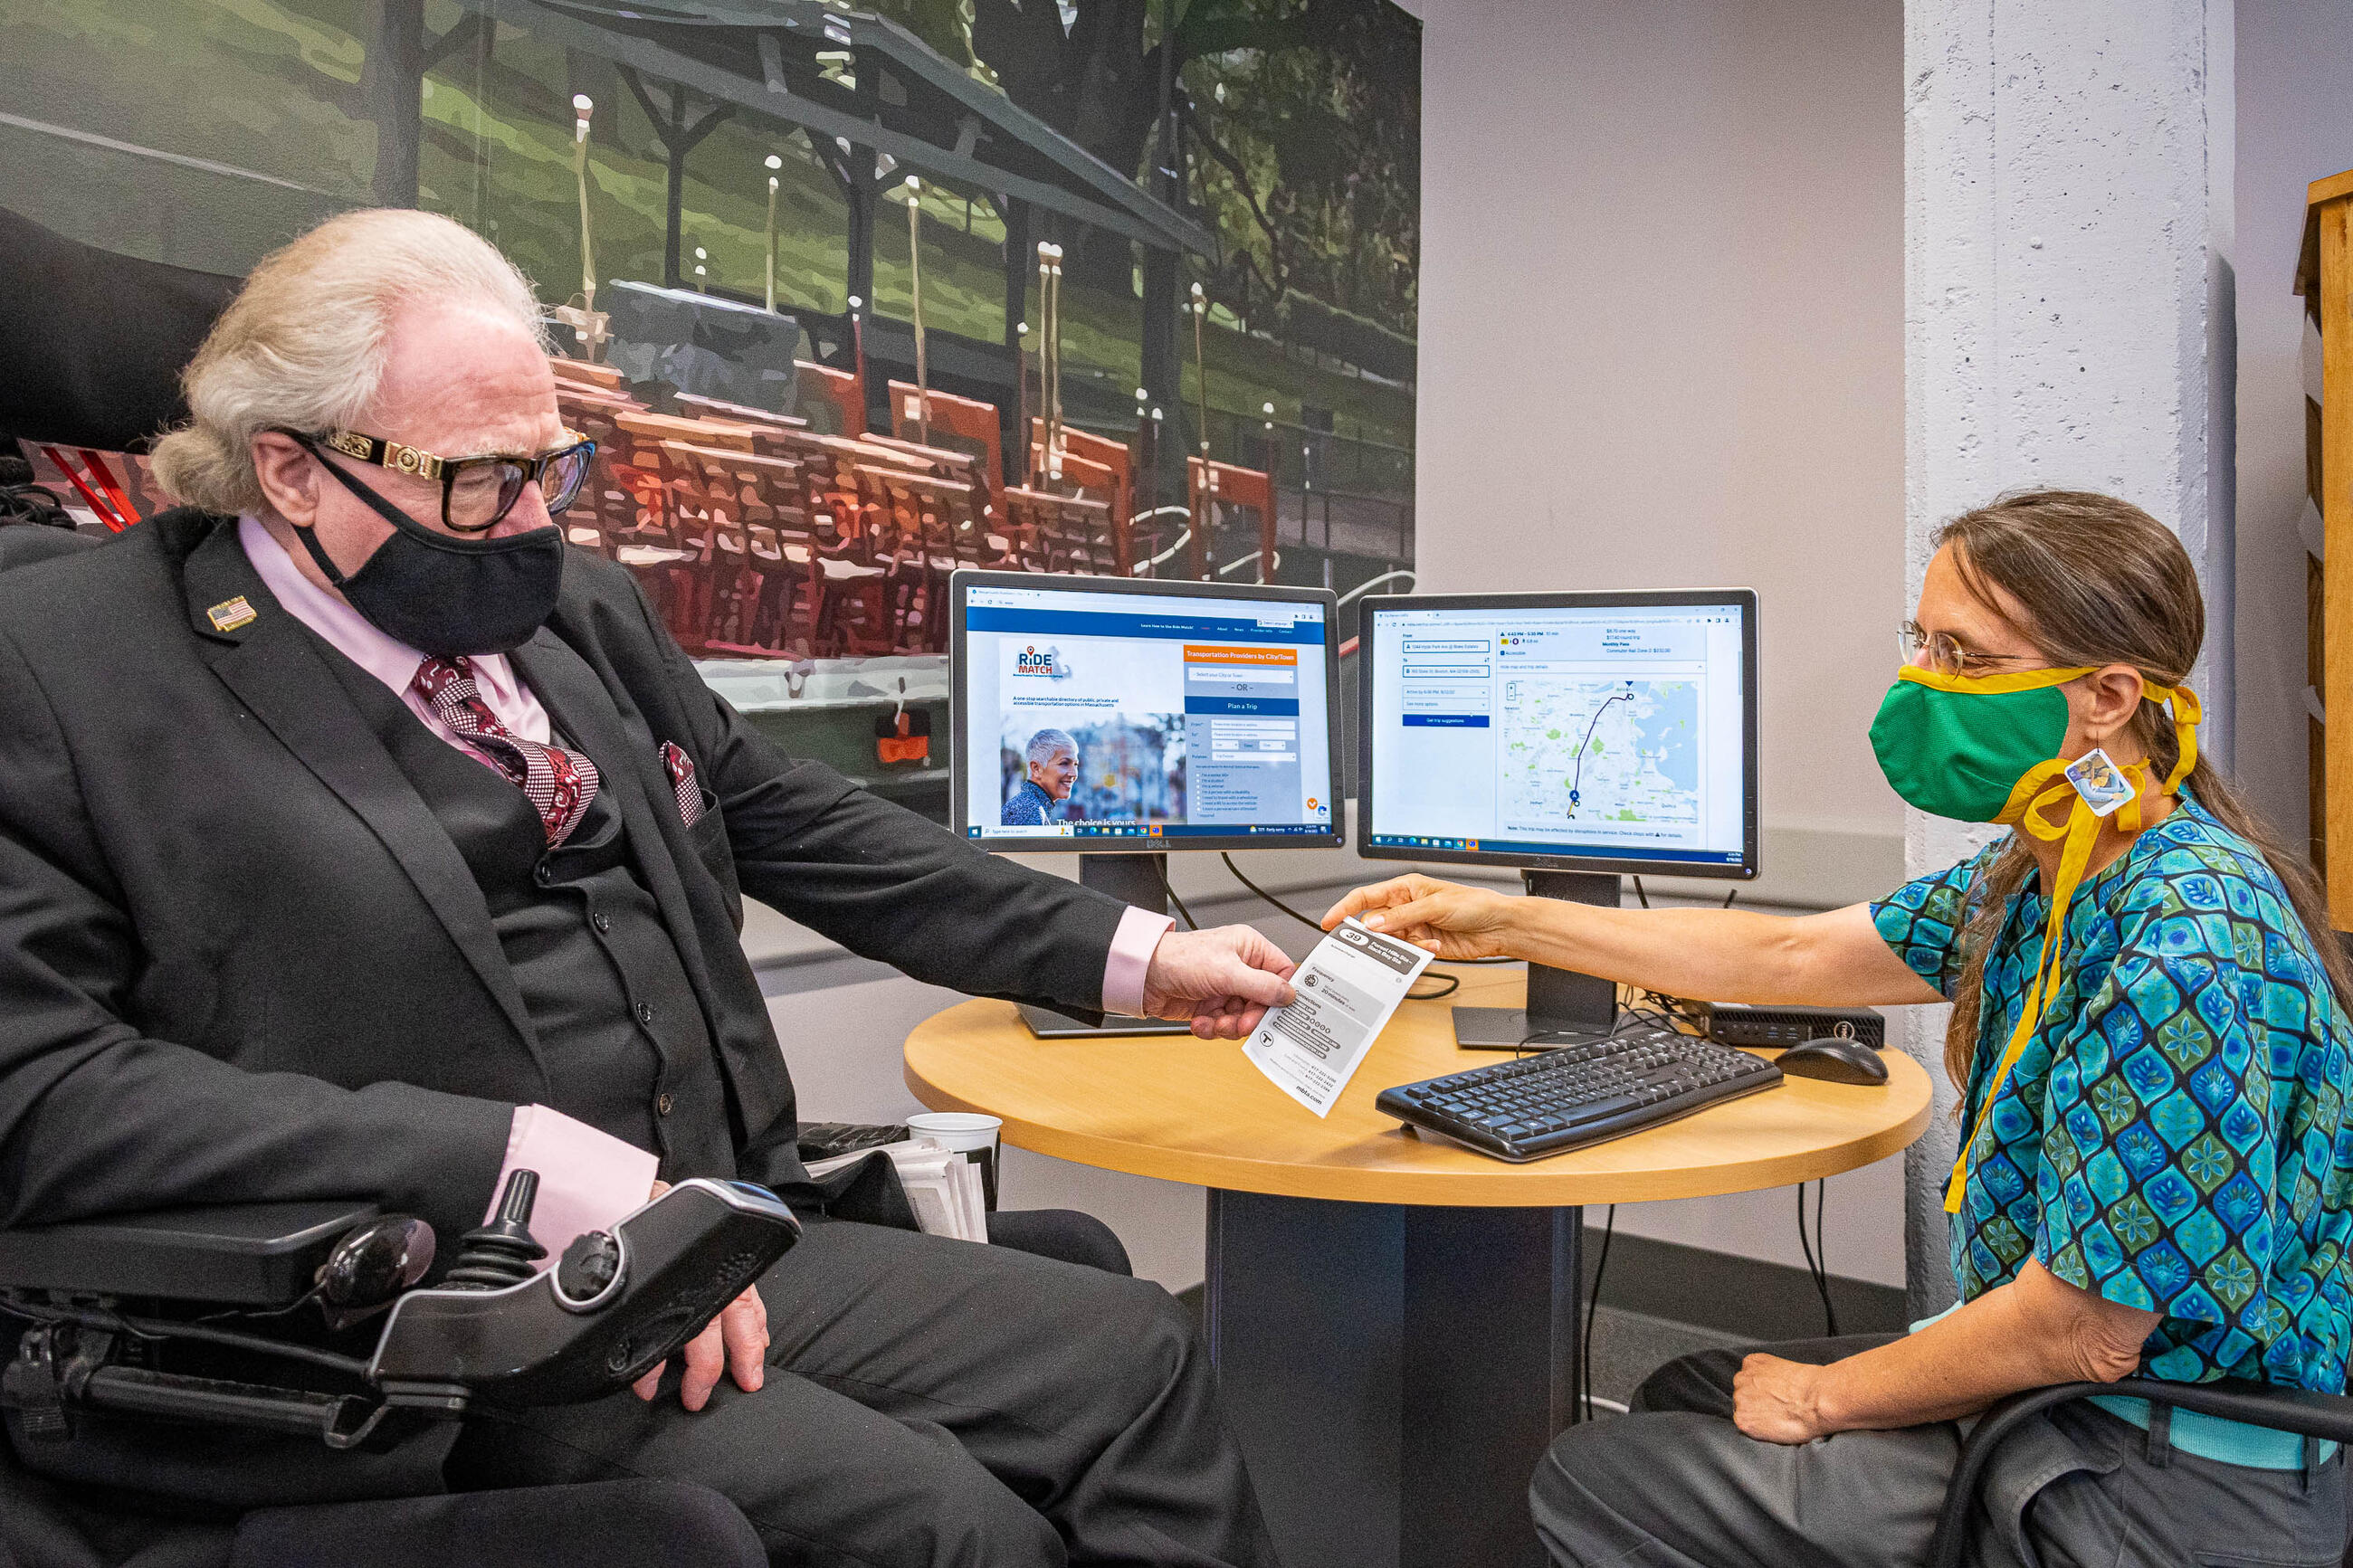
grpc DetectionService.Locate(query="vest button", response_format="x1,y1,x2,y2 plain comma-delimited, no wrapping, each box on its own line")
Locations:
534,860,555,887
657,1093,674,1117
635,1002,656,1026
592,912,612,934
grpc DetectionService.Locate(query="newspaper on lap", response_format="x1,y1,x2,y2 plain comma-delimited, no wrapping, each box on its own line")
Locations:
1243,917,1433,1117
805,1138,989,1241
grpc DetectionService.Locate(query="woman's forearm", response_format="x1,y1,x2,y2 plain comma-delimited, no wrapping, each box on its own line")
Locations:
1810,1291,2062,1430
1503,903,1804,1001
1498,899,1939,1008
1802,1265,2155,1432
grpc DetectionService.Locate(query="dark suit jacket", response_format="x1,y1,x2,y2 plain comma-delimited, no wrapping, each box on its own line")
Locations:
0,510,1127,1246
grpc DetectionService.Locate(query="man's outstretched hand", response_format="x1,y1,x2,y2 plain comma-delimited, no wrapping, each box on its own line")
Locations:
1141,925,1299,1039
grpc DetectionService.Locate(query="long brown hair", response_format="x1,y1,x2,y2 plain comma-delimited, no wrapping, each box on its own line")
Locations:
1937,489,2353,1096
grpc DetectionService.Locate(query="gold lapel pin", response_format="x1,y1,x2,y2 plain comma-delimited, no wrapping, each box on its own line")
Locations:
207,595,258,632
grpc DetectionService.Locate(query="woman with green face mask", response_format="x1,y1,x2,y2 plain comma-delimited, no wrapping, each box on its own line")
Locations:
1326,489,2353,1568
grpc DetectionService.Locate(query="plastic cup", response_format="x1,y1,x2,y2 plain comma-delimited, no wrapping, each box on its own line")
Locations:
906,1111,1003,1211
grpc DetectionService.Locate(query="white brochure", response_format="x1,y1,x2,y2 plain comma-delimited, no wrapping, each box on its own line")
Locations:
1243,917,1434,1117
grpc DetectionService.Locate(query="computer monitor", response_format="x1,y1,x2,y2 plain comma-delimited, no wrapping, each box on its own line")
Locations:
951,568,1343,1022
1356,589,1760,1047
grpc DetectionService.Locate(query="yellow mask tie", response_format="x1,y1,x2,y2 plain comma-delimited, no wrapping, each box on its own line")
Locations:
1939,679,2199,1215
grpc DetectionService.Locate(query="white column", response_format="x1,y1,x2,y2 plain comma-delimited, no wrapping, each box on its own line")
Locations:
1901,0,2234,1316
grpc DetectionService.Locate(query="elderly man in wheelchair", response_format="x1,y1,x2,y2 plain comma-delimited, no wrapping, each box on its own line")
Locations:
0,206,1296,1568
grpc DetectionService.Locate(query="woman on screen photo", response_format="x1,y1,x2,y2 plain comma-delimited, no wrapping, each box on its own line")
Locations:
1003,727,1079,827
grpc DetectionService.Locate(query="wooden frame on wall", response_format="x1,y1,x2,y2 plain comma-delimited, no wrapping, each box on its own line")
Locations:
2297,169,2353,927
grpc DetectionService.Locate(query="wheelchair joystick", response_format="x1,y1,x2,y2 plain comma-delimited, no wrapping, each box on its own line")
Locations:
443,1169,547,1289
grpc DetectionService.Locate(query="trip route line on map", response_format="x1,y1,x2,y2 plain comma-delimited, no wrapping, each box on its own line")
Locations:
1567,689,1636,815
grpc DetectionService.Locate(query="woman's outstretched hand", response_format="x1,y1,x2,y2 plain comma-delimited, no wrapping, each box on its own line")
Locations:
1320,875,1518,962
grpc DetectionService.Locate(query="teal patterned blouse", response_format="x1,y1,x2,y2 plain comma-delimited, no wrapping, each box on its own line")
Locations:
1872,794,2353,1391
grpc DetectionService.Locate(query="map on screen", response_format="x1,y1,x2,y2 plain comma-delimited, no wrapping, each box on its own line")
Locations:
1366,600,1749,868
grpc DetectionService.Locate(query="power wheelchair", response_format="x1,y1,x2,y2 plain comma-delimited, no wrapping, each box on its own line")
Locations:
0,1172,798,1567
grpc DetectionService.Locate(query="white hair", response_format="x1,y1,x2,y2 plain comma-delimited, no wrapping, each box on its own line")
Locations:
1026,729,1078,769
149,208,548,516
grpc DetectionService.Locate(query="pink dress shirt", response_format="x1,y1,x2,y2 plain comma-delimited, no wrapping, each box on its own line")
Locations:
238,518,1170,1258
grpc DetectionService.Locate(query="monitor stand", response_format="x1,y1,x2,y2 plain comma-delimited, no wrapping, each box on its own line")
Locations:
1016,852,1196,1039
1452,870,1621,1050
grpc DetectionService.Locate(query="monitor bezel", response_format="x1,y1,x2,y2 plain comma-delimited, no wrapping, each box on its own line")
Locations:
950,568,1347,855
1355,588,1762,880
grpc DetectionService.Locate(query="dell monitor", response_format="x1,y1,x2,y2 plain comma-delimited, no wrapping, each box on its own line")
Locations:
1357,589,1760,1048
952,569,1344,1031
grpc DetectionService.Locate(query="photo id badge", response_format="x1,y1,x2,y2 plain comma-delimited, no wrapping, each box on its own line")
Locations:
2063,746,2136,818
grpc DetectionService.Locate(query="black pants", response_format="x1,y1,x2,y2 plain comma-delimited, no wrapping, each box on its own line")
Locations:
1531,1335,2347,1567
448,1217,1278,1568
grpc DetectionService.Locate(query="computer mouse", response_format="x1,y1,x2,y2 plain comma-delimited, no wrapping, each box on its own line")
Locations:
1774,1035,1889,1085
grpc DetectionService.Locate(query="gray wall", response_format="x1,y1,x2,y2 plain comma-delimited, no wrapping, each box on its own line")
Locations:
1412,0,1911,1287
1415,0,1909,846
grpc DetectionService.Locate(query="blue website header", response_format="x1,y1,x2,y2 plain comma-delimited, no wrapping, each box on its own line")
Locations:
965,607,1325,645
971,822,1330,841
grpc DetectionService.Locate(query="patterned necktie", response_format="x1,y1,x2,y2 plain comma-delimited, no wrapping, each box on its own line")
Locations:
411,656,598,847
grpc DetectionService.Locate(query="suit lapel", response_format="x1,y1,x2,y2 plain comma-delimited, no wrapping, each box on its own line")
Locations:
182,521,542,1060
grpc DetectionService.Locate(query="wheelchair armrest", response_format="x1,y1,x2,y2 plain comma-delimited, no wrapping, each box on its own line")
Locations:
1926,1376,2353,1568
1,1180,799,1499
0,1202,381,1307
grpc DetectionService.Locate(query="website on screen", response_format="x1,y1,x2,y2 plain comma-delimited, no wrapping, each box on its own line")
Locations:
962,584,1333,841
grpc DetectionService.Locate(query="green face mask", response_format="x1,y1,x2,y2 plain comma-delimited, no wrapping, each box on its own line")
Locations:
1867,666,2087,822
1869,661,2207,1217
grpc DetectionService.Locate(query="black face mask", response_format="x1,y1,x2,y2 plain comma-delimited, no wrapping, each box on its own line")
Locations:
286,434,566,657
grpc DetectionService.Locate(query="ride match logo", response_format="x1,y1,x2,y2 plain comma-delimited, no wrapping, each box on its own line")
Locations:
1013,644,1070,679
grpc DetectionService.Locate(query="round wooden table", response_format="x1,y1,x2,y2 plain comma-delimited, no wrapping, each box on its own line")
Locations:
906,965,1930,1568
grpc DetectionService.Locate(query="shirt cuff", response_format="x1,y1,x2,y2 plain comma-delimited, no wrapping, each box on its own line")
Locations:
490,1106,661,1270
1101,905,1176,1017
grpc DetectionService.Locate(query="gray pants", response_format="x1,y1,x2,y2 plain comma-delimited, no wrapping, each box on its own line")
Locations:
1530,1335,2348,1568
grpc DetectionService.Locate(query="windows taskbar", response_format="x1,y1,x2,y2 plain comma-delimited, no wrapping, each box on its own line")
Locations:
1367,834,1744,865
968,822,1332,840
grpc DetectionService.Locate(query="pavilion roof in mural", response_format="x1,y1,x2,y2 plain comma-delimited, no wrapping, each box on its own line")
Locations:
480,0,1219,255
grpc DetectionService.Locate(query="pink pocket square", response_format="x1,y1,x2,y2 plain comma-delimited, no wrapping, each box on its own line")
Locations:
661,741,706,828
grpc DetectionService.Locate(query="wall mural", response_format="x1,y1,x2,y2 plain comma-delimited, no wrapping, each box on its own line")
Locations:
0,0,1418,820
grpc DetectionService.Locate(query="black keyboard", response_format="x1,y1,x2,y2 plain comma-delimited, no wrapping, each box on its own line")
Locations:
1375,1025,1783,1162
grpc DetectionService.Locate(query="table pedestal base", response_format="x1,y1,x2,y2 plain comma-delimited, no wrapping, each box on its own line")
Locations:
1205,1191,1584,1568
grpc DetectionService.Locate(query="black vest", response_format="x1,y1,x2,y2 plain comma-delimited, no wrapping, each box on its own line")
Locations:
325,653,736,1180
